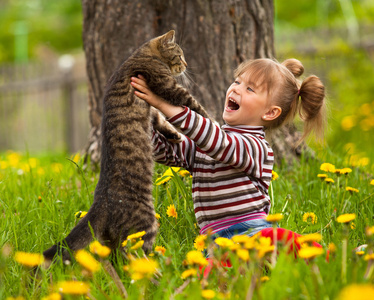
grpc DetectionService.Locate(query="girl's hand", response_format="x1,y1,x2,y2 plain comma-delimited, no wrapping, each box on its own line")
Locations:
130,75,165,110
130,75,184,118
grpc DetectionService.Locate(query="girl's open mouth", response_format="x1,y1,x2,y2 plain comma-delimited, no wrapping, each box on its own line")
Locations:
228,98,240,110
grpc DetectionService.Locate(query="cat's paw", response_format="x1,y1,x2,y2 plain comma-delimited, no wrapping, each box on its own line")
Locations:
165,131,183,143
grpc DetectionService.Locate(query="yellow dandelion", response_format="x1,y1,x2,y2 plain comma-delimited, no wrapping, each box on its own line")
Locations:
14,251,44,267
324,178,334,184
366,226,374,236
215,237,234,248
364,253,374,261
236,249,250,261
163,167,180,177
298,246,324,259
130,240,144,250
186,250,208,266
201,289,216,299
154,246,166,255
155,176,172,185
229,243,240,251
244,237,256,250
336,213,356,223
320,163,335,173
340,168,352,175
351,222,356,230
58,281,90,295
155,213,161,220
302,212,317,224
28,158,38,168
271,170,279,181
37,167,45,175
166,204,178,219
260,276,270,282
194,235,207,251
317,174,328,179
179,169,191,177
71,153,80,163
297,233,322,244
356,251,365,256
7,152,21,168
89,241,111,258
346,186,359,193
127,231,146,240
0,160,9,169
74,211,87,219
181,268,197,279
75,250,100,273
232,234,251,244
370,179,374,186
357,157,370,167
41,292,62,300
338,284,374,300
341,115,356,131
256,237,275,258
51,163,63,173
129,258,158,280
266,213,283,223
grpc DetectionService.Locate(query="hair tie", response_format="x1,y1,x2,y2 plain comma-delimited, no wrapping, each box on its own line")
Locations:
298,89,301,95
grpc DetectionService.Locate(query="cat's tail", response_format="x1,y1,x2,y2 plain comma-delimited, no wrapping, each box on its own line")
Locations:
43,213,96,264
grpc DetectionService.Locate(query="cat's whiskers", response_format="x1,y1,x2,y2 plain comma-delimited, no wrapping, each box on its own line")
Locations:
181,70,199,90
176,73,192,90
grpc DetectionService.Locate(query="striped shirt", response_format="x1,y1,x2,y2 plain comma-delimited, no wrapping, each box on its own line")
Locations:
152,107,274,235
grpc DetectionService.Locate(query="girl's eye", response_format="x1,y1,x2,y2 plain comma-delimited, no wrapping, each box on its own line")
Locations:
234,81,240,85
247,87,254,92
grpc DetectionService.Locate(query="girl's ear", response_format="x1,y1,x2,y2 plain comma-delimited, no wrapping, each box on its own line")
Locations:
262,106,282,121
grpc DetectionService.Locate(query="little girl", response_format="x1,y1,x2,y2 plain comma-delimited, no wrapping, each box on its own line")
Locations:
131,58,325,253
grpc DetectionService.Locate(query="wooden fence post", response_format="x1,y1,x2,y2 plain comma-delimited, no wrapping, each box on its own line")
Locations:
59,55,76,154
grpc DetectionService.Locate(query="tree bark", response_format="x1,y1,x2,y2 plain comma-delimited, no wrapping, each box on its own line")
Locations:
81,0,303,166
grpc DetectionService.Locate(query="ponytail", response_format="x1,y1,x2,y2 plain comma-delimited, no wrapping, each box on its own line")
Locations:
276,58,326,142
298,75,326,141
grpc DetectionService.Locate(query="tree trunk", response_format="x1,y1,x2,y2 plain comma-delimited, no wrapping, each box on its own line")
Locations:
81,0,303,166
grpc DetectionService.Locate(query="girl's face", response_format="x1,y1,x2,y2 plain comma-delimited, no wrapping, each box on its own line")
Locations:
223,75,269,127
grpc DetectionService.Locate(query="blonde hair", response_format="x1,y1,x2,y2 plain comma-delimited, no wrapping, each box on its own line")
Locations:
234,58,326,142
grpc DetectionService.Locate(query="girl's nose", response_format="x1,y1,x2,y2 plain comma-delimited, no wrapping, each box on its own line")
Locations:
232,84,241,95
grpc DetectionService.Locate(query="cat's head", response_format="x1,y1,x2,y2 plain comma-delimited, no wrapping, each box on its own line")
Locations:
152,30,187,76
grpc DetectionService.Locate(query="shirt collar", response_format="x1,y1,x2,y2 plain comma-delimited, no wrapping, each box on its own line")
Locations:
222,124,266,138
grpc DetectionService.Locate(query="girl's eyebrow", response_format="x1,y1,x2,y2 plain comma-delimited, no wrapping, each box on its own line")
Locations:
238,75,258,89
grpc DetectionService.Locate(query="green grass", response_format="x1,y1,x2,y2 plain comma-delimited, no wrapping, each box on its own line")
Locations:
0,149,373,299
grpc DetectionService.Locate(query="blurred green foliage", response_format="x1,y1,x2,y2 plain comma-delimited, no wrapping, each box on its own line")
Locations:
275,0,374,28
0,0,82,62
275,0,374,171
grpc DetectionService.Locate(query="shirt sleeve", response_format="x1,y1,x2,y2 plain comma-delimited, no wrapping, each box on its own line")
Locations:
168,107,268,178
152,128,195,172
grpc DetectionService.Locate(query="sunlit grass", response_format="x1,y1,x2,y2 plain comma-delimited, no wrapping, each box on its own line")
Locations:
0,149,373,299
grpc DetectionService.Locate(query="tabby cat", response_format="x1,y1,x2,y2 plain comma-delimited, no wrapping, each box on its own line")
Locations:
43,30,212,262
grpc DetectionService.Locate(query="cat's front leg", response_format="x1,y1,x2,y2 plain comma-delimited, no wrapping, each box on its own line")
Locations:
151,107,182,143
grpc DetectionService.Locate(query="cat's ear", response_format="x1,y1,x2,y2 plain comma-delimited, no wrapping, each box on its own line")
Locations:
162,30,175,46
